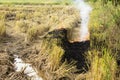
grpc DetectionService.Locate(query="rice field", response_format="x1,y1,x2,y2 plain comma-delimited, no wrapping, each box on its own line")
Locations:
0,0,72,5
0,0,120,80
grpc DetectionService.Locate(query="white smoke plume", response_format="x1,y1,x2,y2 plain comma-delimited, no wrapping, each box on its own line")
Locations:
14,55,43,80
74,0,92,41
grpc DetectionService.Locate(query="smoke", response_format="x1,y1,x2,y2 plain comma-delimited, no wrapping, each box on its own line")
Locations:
14,55,43,80
74,0,92,41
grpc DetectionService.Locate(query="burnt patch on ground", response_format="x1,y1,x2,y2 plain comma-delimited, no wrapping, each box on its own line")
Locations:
47,29,90,73
60,29,90,73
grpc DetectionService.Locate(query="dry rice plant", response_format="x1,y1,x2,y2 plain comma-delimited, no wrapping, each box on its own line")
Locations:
0,21,6,37
30,39,77,80
15,20,29,33
86,49,117,80
0,51,13,79
5,71,30,80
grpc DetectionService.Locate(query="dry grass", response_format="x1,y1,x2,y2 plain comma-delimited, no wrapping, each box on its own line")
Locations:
26,24,50,41
2,5,80,42
0,2,119,80
29,39,77,80
5,71,30,80
0,5,80,79
0,51,13,79
0,49,31,80
0,21,6,37
15,20,29,33
26,26,39,41
0,0,73,5
0,5,80,80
